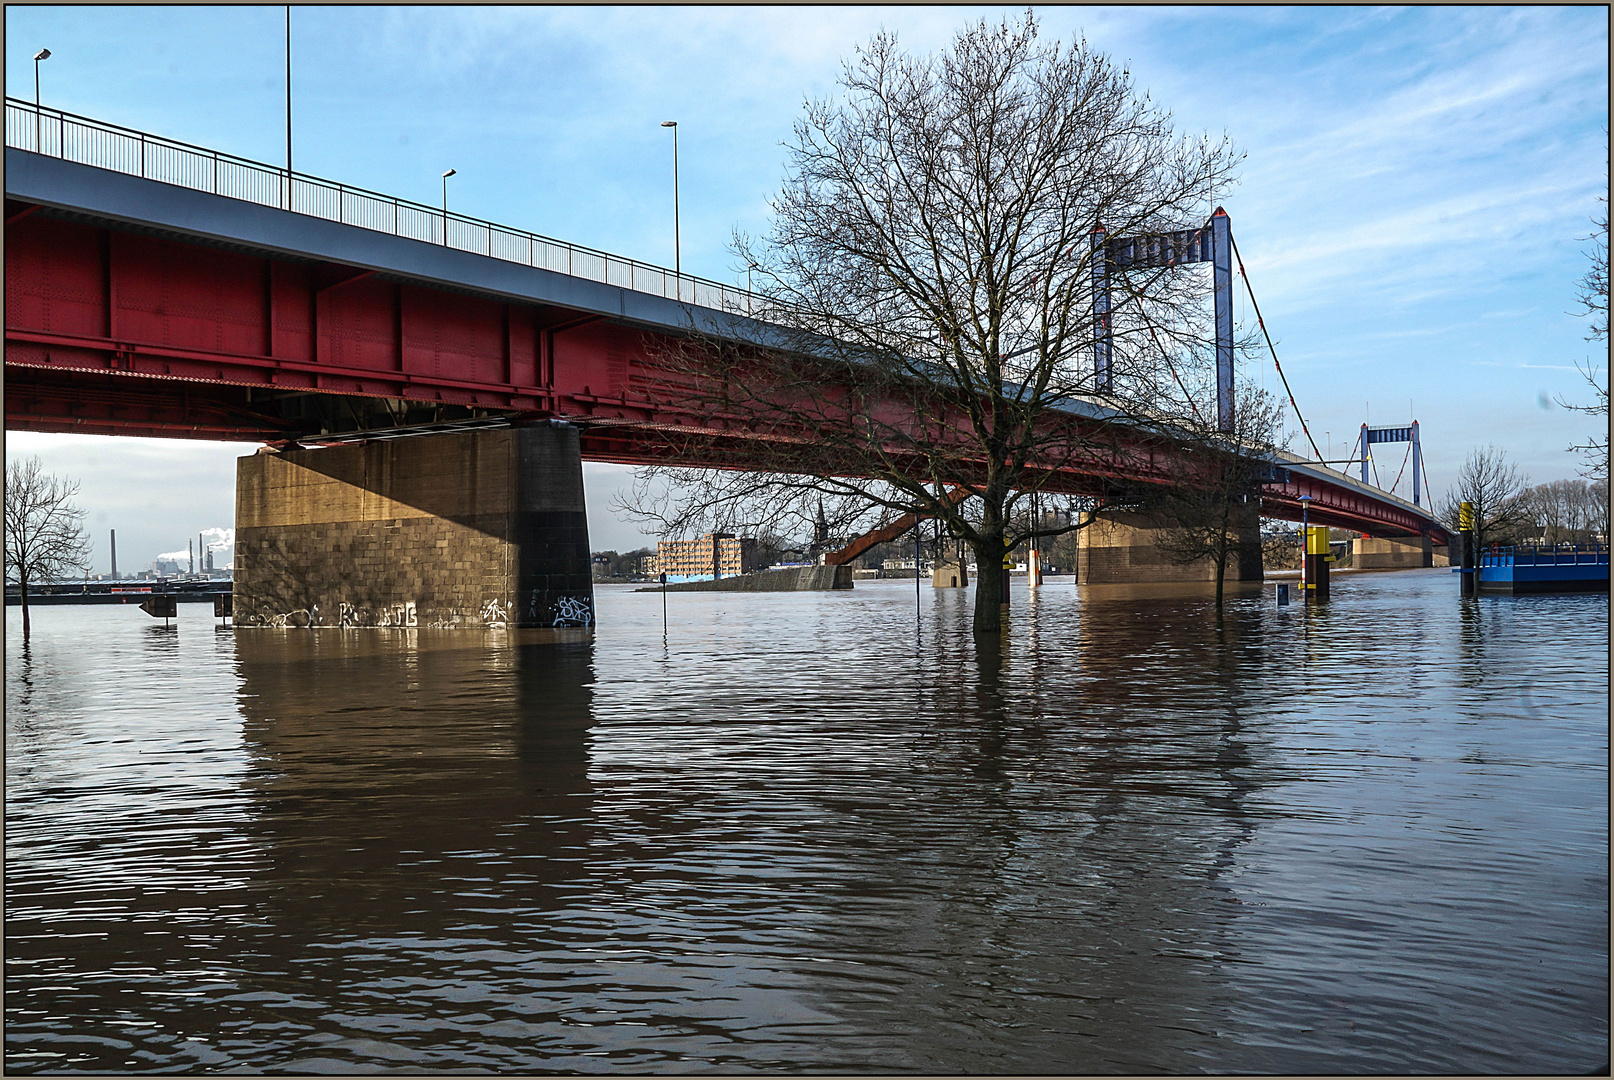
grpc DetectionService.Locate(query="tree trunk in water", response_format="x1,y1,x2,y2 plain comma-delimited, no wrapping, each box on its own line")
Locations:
19,574,30,640
1213,549,1225,610
971,532,1005,635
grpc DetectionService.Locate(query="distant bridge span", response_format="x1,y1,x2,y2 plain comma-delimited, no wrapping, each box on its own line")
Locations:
3,100,1448,547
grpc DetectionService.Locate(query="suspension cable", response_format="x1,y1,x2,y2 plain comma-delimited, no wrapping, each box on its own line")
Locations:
1387,440,1413,496
1229,234,1324,462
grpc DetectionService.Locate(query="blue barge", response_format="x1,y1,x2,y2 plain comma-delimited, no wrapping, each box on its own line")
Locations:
1467,545,1609,595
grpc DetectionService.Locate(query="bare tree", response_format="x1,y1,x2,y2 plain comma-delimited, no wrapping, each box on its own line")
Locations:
1438,446,1533,551
621,13,1241,635
1558,359,1609,484
1558,199,1608,483
1574,197,1608,342
1521,477,1608,545
1153,385,1286,609
5,456,93,640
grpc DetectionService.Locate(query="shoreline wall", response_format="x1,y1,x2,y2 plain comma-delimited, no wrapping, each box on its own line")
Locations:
637,565,853,593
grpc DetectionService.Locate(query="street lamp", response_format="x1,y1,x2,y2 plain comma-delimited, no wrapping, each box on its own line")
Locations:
746,260,759,315
33,48,50,151
285,6,292,209
441,169,456,244
661,120,680,284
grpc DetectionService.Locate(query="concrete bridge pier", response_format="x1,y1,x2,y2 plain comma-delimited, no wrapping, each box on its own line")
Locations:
1076,505,1263,585
234,424,595,633
1353,534,1437,569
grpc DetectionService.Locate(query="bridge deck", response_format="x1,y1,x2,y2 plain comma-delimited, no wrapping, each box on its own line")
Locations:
4,101,1449,545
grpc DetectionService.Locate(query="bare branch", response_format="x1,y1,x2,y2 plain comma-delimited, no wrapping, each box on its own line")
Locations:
1148,384,1286,608
631,12,1242,633
1437,446,1534,550
5,455,94,639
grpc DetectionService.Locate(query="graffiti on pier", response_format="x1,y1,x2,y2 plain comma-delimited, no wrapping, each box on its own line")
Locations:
550,595,593,628
334,601,417,627
481,598,511,626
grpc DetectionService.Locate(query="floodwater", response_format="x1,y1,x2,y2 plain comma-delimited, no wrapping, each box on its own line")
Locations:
5,569,1608,1074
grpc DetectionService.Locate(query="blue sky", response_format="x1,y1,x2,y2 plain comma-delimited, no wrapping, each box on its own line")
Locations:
5,5,1608,568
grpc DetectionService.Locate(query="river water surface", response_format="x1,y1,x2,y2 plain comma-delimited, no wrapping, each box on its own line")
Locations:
5,569,1608,1073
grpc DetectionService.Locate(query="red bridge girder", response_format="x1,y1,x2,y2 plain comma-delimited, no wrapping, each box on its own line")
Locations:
4,200,1447,546
1262,470,1446,543
3,205,688,432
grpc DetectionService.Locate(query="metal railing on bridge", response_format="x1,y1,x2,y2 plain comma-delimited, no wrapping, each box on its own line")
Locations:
1480,544,1609,567
6,97,759,317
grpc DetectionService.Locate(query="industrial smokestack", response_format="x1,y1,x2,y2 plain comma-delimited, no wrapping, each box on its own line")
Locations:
110,529,117,579
189,538,194,575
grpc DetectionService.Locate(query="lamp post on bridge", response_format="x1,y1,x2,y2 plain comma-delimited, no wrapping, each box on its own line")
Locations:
441,169,456,245
285,6,292,211
661,120,680,288
33,48,50,151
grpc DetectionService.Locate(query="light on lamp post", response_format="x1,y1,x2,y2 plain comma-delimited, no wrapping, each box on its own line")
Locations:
660,120,680,284
441,169,456,244
33,48,50,151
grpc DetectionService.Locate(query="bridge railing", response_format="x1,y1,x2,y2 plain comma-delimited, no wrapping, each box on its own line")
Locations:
6,98,760,317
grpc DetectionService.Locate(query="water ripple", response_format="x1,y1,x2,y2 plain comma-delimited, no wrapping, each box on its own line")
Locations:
5,571,1608,1072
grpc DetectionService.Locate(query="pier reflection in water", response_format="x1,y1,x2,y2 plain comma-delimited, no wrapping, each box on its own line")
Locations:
5,569,1608,1073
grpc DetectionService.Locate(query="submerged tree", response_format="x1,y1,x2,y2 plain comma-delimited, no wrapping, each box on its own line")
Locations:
1153,385,1287,609
621,13,1242,635
5,456,93,640
1438,446,1533,551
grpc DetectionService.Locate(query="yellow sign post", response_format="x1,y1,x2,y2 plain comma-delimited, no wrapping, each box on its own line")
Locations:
1304,525,1332,600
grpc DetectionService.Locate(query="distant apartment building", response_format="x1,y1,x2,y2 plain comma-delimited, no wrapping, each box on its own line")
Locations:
646,533,759,582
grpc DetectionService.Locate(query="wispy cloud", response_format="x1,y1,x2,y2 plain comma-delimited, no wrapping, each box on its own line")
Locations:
3,4,1606,537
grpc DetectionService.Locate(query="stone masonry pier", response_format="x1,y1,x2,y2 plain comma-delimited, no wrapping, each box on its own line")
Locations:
1353,535,1438,570
1077,506,1263,585
234,424,594,630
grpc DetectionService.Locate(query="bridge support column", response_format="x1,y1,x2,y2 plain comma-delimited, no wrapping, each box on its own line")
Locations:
1352,534,1435,570
1077,505,1263,585
234,424,594,632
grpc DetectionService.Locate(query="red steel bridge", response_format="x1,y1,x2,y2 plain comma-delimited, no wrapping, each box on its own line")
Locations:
3,100,1448,546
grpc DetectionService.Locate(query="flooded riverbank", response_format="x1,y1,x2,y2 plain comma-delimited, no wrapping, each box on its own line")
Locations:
5,569,1608,1072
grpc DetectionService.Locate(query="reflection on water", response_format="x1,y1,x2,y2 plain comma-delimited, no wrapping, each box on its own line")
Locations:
5,570,1609,1073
